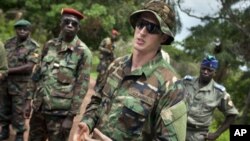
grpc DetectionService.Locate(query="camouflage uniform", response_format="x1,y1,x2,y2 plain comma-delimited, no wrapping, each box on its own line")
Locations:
96,37,115,88
0,43,8,111
27,35,92,141
0,34,39,134
182,76,239,141
0,42,8,77
82,51,188,141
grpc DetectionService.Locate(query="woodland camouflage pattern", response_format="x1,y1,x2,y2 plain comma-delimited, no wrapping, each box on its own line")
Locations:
27,36,92,116
96,37,115,88
1,36,39,133
82,51,188,141
130,0,175,45
0,42,8,77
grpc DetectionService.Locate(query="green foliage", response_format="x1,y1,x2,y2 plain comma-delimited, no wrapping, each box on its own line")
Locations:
209,110,230,141
0,15,15,42
162,45,199,77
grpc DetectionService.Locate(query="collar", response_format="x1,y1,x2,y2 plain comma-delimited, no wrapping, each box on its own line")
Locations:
60,36,79,51
122,51,167,78
194,77,215,92
16,37,31,47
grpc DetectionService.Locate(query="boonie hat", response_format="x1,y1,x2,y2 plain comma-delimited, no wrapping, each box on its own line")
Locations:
14,19,31,28
61,8,84,20
129,0,176,45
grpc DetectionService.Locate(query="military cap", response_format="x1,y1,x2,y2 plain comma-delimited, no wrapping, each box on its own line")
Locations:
201,55,219,70
129,0,175,45
14,19,31,27
61,8,84,20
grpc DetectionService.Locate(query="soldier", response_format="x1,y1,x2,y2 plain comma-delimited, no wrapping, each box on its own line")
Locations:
0,19,39,141
74,1,188,141
0,42,8,141
95,29,120,89
0,42,8,81
181,55,239,141
23,8,92,141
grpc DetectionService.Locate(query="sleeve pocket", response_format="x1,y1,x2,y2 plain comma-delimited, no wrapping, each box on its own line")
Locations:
160,100,187,141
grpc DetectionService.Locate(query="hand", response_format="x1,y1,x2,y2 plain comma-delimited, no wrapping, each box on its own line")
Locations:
23,100,32,119
60,116,74,137
85,128,112,141
72,122,90,141
202,132,219,141
0,73,4,81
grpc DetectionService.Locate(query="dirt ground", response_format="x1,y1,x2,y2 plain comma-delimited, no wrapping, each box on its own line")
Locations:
5,78,96,141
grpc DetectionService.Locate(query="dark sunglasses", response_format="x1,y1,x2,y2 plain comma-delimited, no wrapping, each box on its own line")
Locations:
62,19,79,27
135,19,162,34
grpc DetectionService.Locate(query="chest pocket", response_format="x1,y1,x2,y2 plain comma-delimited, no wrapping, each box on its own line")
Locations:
57,60,77,84
18,47,30,60
116,83,157,136
117,98,147,136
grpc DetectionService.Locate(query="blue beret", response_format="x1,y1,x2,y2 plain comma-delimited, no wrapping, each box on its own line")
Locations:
201,55,219,70
14,19,31,27
61,8,84,20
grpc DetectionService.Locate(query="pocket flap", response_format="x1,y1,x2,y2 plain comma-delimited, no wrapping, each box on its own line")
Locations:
161,100,187,125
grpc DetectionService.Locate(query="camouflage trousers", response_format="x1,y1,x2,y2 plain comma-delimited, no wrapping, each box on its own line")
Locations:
186,127,208,141
29,111,71,141
0,80,26,133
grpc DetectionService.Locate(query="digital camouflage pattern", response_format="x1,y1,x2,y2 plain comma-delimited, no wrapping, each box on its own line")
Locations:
96,37,115,88
0,36,39,133
181,76,239,141
28,35,92,116
82,51,188,141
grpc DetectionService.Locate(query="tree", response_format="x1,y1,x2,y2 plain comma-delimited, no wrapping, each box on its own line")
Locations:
177,0,250,124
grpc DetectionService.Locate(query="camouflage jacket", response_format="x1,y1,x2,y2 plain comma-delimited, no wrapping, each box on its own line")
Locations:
98,37,114,60
182,76,239,128
4,36,39,78
82,51,188,141
0,43,8,77
28,36,92,116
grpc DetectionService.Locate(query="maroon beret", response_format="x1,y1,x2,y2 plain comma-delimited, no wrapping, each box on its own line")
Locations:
61,8,84,20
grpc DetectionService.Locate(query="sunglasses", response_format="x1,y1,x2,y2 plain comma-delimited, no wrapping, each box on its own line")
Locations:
135,19,162,34
62,19,79,27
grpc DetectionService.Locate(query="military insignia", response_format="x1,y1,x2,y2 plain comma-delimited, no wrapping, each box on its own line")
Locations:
33,53,39,58
214,83,226,92
228,100,233,107
53,63,60,67
161,108,173,121
184,75,193,81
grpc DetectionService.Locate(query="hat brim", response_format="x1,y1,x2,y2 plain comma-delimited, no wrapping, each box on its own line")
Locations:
129,9,174,45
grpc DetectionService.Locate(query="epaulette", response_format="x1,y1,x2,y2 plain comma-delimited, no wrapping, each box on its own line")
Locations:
184,75,193,81
214,83,226,92
30,38,40,47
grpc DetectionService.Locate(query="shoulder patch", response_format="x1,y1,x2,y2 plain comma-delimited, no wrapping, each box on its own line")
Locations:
184,75,193,81
214,83,226,92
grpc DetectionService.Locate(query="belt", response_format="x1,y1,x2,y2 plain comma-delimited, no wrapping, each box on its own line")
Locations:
187,123,208,131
